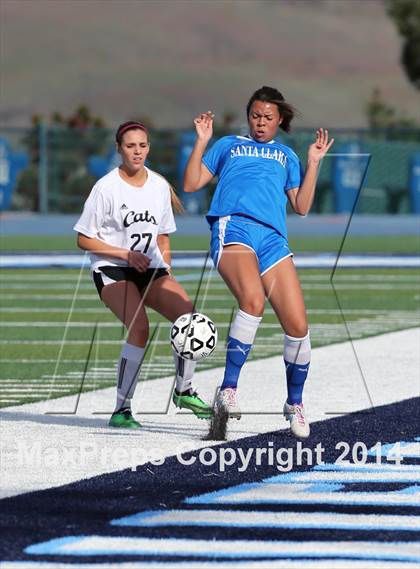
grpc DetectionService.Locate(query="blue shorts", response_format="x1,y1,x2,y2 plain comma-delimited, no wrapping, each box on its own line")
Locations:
210,215,293,276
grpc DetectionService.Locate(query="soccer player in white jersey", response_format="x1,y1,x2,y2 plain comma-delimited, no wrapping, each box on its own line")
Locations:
74,121,213,428
184,86,334,438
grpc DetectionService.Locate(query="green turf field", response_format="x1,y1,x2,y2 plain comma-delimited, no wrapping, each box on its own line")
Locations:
1,263,419,408
1,234,419,254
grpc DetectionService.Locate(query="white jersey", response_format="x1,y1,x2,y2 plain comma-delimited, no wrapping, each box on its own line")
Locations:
73,167,176,272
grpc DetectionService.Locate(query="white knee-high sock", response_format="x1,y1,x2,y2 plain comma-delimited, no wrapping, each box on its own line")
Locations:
115,342,145,412
173,351,197,393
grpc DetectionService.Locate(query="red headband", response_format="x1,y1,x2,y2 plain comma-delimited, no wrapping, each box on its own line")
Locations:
116,122,148,142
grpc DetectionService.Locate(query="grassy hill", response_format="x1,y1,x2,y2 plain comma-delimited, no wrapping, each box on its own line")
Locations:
1,0,418,129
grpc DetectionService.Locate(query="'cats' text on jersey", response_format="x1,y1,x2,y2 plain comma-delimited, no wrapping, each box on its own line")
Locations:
123,210,157,227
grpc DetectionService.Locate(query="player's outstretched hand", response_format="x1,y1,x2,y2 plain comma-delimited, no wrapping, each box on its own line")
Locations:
127,250,151,272
193,111,214,143
308,128,334,163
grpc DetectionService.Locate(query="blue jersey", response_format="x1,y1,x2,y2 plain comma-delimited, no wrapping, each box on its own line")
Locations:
203,135,304,238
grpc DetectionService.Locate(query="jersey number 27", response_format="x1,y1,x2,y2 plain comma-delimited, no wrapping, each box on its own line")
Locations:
130,233,152,253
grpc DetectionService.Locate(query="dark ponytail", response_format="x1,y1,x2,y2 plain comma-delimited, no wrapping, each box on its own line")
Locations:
246,86,297,133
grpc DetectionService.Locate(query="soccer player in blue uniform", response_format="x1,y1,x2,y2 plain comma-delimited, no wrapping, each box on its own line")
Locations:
184,86,334,438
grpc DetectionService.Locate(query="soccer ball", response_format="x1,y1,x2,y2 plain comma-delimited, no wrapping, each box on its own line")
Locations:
170,312,218,361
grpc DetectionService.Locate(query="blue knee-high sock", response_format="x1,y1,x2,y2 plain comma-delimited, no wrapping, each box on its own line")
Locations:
221,336,252,390
285,360,310,405
220,309,262,390
283,332,311,405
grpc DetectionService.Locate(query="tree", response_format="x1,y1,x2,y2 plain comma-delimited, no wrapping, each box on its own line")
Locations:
364,87,419,141
386,0,420,89
366,87,396,129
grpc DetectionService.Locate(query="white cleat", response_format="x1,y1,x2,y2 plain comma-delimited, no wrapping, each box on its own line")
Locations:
283,401,310,439
216,387,241,420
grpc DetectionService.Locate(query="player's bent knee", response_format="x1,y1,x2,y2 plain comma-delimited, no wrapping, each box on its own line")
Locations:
240,298,265,317
284,322,308,338
173,302,195,321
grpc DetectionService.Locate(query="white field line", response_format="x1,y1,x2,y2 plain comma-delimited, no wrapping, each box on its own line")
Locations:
0,308,417,317
1,284,418,301
0,359,116,364
3,277,419,290
0,294,399,304
1,273,419,283
308,274,420,282
0,308,110,313
1,322,132,327
2,282,417,302
0,380,100,385
302,284,418,290
0,331,415,346
1,318,418,345
1,373,115,379
2,282,414,292
2,387,74,393
1,317,418,330
1,309,418,323
0,340,126,345
1,294,100,300
1,314,419,329
38,376,113,380
7,373,115,380
1,284,95,290
1,274,87,281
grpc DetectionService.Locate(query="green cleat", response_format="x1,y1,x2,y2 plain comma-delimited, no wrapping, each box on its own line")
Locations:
172,389,213,419
108,408,142,429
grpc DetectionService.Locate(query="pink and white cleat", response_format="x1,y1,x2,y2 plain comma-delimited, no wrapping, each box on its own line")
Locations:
283,401,310,438
217,387,241,420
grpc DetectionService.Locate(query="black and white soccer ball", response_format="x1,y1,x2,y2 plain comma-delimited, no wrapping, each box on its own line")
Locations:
170,312,218,361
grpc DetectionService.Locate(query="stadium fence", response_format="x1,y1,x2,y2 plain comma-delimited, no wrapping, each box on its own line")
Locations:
0,126,419,215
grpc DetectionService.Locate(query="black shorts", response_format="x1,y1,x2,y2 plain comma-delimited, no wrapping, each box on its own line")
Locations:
93,266,169,298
